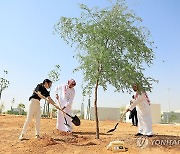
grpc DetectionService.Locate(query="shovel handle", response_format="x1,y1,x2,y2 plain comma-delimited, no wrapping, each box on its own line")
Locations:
118,112,126,124
34,91,71,117
56,98,73,118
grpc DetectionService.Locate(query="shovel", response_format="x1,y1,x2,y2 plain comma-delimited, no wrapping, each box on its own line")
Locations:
57,99,72,129
107,112,126,133
34,91,80,126
55,99,80,126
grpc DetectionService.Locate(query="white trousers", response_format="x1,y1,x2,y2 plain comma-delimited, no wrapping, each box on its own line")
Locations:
136,104,153,135
56,109,73,132
21,99,41,136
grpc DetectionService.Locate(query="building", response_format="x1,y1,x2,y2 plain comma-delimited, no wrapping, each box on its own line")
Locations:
126,104,161,124
90,107,121,121
89,104,161,124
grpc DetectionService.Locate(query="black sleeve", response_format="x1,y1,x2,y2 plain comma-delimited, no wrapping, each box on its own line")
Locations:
34,83,50,98
45,90,50,97
35,84,42,92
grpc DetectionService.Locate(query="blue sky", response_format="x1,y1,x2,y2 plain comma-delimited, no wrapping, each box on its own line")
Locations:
0,0,180,112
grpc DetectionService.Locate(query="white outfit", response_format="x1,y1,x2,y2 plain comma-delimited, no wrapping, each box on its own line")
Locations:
21,98,41,136
129,92,153,135
55,84,75,132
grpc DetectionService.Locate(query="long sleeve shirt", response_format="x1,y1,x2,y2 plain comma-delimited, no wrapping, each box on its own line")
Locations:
129,92,150,111
55,84,75,110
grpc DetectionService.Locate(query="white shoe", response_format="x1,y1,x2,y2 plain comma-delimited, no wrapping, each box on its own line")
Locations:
19,134,24,141
35,135,41,139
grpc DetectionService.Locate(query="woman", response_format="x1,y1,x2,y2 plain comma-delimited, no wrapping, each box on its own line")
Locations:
55,79,76,132
19,79,60,141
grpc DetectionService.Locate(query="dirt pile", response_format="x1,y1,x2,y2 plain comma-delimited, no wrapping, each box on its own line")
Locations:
29,134,58,147
51,129,89,144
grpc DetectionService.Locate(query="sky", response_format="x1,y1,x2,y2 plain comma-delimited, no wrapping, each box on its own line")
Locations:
0,0,180,112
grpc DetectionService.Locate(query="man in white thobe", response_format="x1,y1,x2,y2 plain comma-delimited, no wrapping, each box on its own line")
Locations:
126,84,153,137
55,79,76,132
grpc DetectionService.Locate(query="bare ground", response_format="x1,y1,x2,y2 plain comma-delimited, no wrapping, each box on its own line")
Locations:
0,115,180,154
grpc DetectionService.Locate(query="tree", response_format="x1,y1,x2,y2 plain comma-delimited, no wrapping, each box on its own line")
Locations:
48,65,61,82
17,103,25,115
11,98,15,111
0,102,5,114
169,111,177,123
43,65,61,118
120,105,126,121
0,70,10,100
54,0,157,139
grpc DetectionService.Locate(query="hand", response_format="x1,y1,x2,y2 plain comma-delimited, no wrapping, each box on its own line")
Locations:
62,106,66,110
125,108,130,113
54,104,61,110
56,94,59,100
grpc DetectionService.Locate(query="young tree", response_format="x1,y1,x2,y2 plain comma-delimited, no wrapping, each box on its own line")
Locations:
54,0,157,139
0,70,10,100
43,65,61,117
0,102,5,114
120,105,126,122
48,65,61,83
17,103,25,115
11,98,15,111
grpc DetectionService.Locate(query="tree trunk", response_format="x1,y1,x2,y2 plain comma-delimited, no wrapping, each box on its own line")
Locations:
0,90,2,101
43,101,46,117
47,103,50,117
94,79,99,139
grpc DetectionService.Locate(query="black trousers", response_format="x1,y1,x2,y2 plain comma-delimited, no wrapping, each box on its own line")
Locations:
131,111,138,126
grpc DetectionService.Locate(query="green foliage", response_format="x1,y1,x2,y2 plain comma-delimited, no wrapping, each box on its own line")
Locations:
169,111,178,123
48,65,61,83
120,105,126,114
6,110,20,115
0,102,5,114
54,0,157,139
54,0,157,95
0,70,10,100
17,103,26,115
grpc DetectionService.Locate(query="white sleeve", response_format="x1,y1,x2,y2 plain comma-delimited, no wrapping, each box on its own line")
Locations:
129,94,144,111
55,84,62,95
64,89,75,108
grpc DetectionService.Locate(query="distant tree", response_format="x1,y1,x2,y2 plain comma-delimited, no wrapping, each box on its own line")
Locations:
55,0,157,138
120,105,126,122
0,70,10,101
169,111,177,123
73,109,81,116
120,106,126,114
0,102,5,114
51,107,57,118
17,103,25,115
48,65,61,83
11,98,15,111
43,65,61,117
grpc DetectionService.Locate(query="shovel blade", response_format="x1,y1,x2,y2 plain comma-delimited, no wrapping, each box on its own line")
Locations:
72,115,81,126
107,123,119,133
107,128,116,133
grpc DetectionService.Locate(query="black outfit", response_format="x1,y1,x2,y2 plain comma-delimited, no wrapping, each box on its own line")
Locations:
29,83,50,101
130,107,138,126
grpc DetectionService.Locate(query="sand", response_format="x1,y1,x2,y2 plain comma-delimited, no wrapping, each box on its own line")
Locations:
0,114,180,154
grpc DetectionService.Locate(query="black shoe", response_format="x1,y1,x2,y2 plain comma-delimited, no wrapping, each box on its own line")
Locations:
135,133,143,136
144,135,153,137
